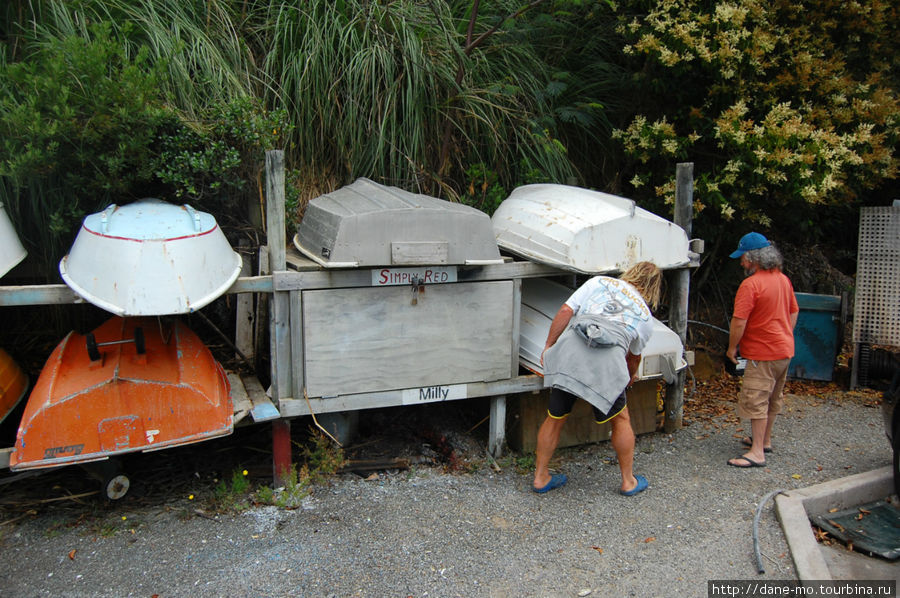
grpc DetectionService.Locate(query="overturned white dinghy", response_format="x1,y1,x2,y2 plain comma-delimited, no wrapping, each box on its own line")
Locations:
60,199,242,316
0,202,27,278
492,184,690,274
294,177,503,268
519,277,686,382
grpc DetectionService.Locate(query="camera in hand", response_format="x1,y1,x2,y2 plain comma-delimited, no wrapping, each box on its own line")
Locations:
724,354,747,376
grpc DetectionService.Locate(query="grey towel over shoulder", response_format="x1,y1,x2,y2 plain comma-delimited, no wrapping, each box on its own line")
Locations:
542,313,631,414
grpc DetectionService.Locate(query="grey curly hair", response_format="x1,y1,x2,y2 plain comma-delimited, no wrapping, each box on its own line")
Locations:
743,244,783,270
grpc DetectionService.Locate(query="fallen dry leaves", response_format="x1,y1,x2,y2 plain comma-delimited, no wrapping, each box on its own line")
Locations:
682,367,883,430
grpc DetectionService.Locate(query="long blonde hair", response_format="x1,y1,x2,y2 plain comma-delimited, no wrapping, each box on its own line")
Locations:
619,261,662,310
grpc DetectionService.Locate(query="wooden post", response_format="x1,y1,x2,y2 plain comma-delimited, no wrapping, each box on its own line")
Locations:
664,162,693,432
488,395,506,458
255,249,270,367
272,418,292,485
266,150,293,484
266,150,291,402
234,239,255,362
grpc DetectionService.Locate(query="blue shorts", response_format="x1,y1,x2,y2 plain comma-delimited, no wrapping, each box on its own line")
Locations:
547,387,628,424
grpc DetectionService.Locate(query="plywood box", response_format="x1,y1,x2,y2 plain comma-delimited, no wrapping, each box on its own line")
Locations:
301,281,516,398
507,379,661,453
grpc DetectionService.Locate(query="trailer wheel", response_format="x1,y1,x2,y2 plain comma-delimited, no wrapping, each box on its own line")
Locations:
80,459,131,501
104,473,131,501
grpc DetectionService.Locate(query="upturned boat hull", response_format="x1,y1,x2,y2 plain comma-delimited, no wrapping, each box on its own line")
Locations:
0,348,28,425
10,316,232,470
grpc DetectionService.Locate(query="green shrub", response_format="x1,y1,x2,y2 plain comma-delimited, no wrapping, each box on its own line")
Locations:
211,468,253,512
155,98,293,217
0,22,175,271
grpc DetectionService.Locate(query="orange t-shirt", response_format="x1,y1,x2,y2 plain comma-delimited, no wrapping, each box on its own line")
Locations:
733,269,799,361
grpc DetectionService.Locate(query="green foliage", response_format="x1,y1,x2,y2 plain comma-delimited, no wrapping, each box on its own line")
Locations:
0,22,168,194
88,513,143,538
254,430,345,509
611,0,899,248
42,520,67,539
0,22,175,268
254,465,309,509
19,0,258,113
259,0,575,197
516,1,626,183
498,452,535,474
4,0,895,281
2,0,578,281
0,11,294,277
155,98,293,213
458,156,551,215
459,163,507,215
211,468,252,512
298,428,346,485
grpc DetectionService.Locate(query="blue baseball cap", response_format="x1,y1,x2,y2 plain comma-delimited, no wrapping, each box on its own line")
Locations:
729,232,770,258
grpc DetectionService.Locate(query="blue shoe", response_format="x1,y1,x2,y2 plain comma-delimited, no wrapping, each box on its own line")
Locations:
620,474,649,496
533,473,567,494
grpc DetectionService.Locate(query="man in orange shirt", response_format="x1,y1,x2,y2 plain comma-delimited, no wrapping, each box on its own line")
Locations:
726,232,799,468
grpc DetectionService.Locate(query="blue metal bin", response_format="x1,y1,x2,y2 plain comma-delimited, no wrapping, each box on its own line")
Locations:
790,293,843,381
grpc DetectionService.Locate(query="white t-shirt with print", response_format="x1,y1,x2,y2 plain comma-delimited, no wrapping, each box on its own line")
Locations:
565,276,654,355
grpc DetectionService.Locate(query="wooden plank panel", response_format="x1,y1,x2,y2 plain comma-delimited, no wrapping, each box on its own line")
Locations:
227,372,252,425
277,374,544,418
508,380,659,453
391,241,448,265
270,290,292,401
302,281,515,397
234,241,255,361
0,284,81,306
289,290,304,404
273,260,564,292
242,375,279,422
265,150,286,271
0,276,271,307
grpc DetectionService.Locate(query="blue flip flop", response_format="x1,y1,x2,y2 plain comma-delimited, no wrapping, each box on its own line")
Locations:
620,474,649,496
533,473,567,494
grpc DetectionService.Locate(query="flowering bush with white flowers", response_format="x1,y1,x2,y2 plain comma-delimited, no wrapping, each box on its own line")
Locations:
612,0,898,244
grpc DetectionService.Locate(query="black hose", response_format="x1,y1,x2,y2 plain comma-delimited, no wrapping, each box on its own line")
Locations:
659,319,730,335
687,320,730,335
754,488,786,574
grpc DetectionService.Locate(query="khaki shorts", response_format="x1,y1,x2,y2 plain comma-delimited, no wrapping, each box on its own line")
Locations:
737,358,791,420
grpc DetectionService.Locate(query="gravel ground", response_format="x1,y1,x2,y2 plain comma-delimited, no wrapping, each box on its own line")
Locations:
0,390,894,598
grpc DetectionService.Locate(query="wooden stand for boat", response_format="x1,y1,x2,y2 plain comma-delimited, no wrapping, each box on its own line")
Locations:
0,152,696,491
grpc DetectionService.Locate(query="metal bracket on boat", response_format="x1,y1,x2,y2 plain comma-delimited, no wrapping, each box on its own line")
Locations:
183,204,202,232
99,204,118,233
410,275,425,305
85,327,146,363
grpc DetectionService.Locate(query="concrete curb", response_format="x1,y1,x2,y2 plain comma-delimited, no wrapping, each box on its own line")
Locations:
775,466,894,581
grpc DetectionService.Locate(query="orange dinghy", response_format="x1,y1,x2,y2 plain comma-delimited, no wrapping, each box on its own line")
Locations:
10,316,232,470
0,348,28,425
